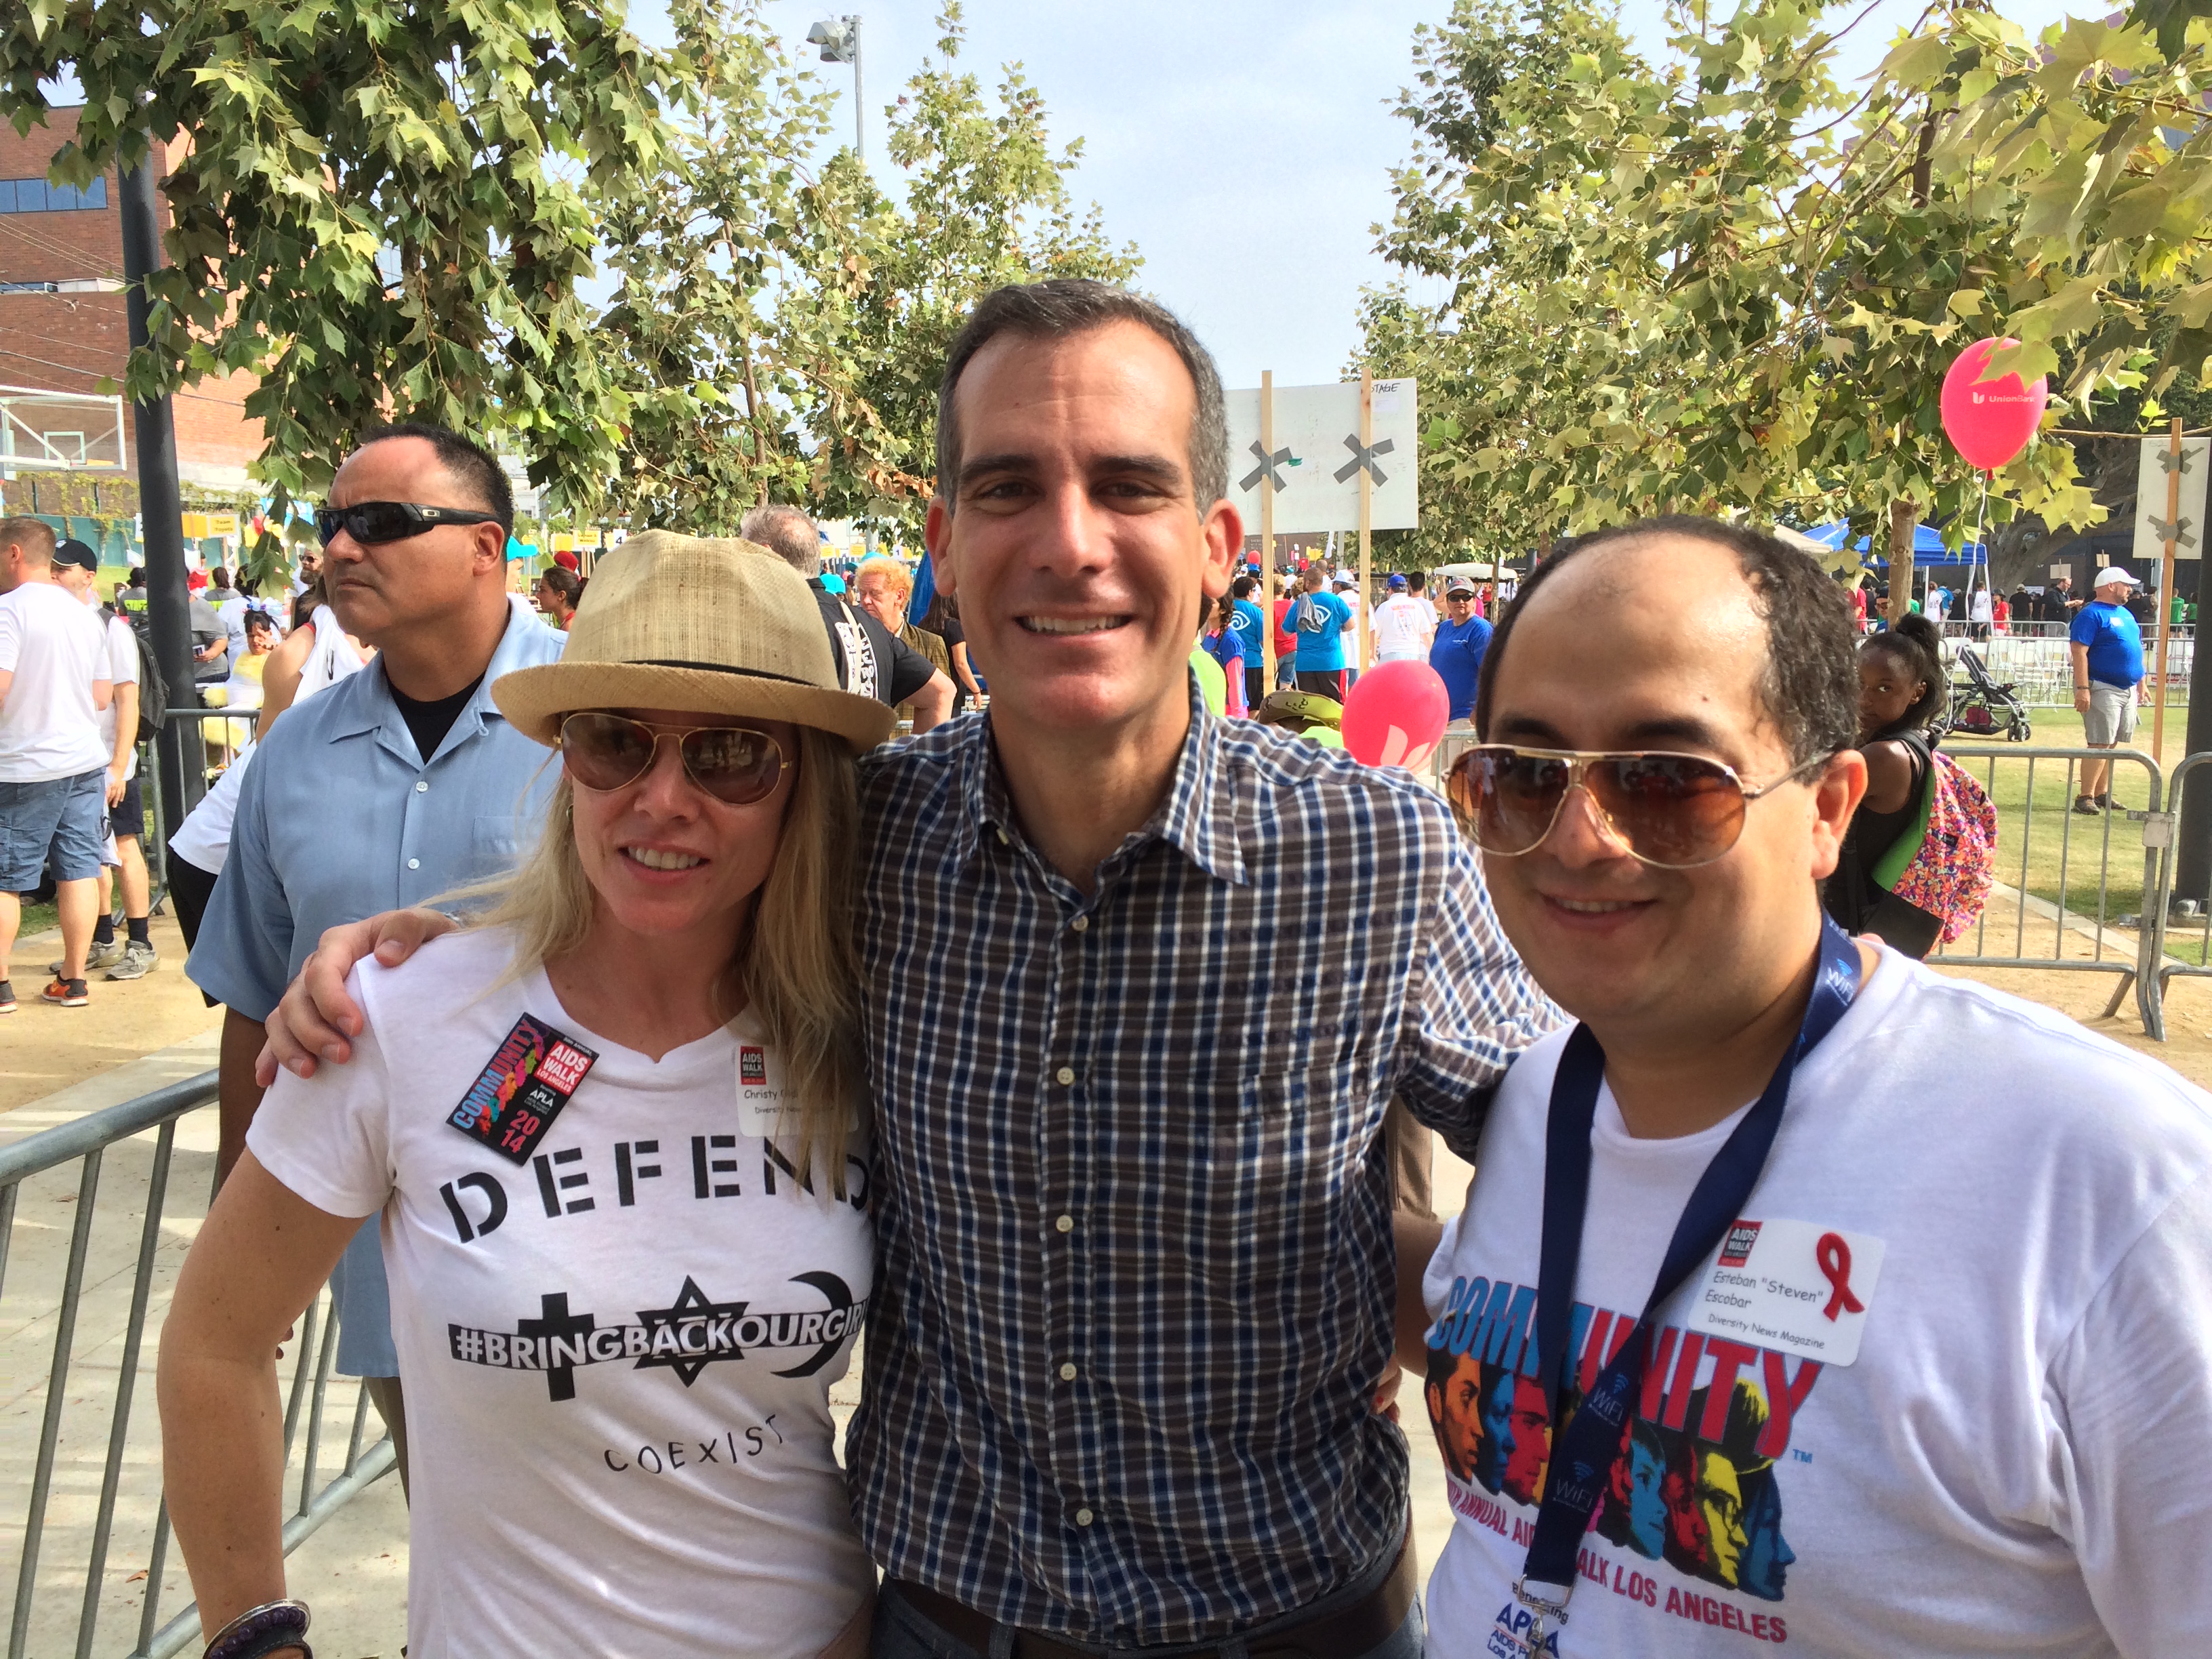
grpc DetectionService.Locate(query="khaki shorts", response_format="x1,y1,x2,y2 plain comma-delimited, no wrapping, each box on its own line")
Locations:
2085,681,2139,746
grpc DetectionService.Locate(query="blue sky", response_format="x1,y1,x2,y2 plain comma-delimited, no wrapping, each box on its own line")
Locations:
676,0,2085,392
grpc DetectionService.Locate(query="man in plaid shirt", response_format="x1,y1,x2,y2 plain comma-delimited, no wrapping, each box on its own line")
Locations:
263,281,1553,1658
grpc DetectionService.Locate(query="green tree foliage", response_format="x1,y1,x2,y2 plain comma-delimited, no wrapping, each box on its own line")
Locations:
598,3,1137,535
1359,0,2198,583
3,0,676,575
808,3,1141,529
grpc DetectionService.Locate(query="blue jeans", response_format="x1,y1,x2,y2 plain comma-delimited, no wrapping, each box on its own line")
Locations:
871,1585,1424,1659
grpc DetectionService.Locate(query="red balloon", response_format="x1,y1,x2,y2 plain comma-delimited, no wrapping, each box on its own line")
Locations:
1341,660,1450,771
1940,337,2048,472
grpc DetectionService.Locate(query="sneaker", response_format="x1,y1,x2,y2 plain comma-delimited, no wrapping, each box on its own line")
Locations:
105,940,160,981
54,938,125,975
40,977,89,1008
2073,796,2103,815
0,981,14,1015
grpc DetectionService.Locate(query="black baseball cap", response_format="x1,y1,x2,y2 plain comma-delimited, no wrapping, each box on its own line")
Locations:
52,538,98,573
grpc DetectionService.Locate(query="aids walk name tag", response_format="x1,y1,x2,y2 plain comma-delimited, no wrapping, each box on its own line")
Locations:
447,1015,599,1165
736,1043,796,1141
1686,1216,1885,1368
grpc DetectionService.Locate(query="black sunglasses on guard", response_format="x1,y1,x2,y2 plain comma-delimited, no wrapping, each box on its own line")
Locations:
315,501,504,548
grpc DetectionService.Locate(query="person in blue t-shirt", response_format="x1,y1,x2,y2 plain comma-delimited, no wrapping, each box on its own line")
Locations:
2070,566,2147,813
1290,566,1353,701
1228,574,1267,713
1429,576,1494,722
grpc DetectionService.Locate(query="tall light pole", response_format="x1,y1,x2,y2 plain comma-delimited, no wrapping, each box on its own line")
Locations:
806,16,863,160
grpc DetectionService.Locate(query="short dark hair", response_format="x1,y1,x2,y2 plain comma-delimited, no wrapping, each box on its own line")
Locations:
1231,573,1254,599
1475,515,1858,766
354,421,514,536
935,279,1227,516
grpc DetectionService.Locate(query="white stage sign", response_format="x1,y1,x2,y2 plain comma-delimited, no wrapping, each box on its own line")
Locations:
1225,380,1418,533
2135,434,2211,562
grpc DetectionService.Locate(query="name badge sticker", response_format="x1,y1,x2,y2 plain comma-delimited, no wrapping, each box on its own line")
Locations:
736,1044,794,1140
1686,1216,1885,1367
447,1015,600,1165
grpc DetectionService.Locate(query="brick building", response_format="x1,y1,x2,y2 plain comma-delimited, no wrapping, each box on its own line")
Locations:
0,105,262,516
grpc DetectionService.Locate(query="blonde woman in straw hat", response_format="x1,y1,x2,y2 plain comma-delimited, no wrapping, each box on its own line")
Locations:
157,534,891,1659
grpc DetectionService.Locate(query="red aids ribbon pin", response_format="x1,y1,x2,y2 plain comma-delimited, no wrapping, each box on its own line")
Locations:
1816,1232,1866,1322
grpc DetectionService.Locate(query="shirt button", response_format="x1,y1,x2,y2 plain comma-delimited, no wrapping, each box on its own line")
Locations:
1054,1214,1074,1233
407,857,421,870
415,780,428,793
1059,1362,1078,1381
1054,1066,1076,1086
1073,1507,1094,1528
1071,915,1089,933
996,827,1010,846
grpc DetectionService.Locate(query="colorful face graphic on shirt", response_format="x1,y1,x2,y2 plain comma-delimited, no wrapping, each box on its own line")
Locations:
1503,1374,1553,1507
1428,1273,1815,1609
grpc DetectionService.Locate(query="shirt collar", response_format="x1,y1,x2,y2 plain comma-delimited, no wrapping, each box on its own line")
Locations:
324,594,547,743
951,674,1247,887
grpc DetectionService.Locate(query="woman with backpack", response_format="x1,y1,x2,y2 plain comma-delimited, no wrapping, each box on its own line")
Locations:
1826,614,1964,958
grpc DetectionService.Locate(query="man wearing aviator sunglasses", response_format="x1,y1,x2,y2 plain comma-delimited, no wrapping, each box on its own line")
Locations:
1404,518,2212,1656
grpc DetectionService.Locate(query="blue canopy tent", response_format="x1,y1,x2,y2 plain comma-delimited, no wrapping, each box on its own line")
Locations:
1805,522,1986,567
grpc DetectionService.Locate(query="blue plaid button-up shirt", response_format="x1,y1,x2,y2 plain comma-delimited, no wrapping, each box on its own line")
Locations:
848,690,1555,1646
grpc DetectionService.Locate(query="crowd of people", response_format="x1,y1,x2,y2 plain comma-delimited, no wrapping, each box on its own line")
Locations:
4,276,2208,1659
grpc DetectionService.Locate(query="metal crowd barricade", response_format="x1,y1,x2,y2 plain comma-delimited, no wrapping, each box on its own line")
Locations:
0,1076,394,1658
2142,751,2212,1027
1928,745,2167,1038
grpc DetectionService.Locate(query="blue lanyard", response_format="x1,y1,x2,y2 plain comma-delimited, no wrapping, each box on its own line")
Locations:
1514,916,1863,1645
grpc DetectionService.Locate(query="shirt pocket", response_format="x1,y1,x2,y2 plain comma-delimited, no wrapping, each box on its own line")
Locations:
470,813,533,878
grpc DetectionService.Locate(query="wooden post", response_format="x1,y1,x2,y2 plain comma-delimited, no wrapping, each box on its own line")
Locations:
1260,371,1277,689
1888,500,1919,623
2156,416,2184,758
1357,368,1374,668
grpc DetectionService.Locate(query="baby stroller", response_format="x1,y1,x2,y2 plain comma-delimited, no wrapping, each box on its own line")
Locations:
1940,644,2032,743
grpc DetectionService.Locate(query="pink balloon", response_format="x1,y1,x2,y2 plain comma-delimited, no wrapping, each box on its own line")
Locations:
1940,337,2048,472
1341,661,1451,771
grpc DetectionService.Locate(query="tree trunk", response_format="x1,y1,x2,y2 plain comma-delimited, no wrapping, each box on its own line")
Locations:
1889,499,1919,623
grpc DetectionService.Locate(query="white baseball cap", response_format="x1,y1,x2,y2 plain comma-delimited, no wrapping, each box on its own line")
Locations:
2094,567,2142,590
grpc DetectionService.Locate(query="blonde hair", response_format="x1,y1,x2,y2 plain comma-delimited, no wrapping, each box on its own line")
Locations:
459,724,865,1195
853,554,913,605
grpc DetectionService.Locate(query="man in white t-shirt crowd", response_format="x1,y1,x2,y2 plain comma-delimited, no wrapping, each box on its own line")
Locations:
0,517,114,1011
1415,514,2212,1656
49,539,157,980
1371,571,1437,664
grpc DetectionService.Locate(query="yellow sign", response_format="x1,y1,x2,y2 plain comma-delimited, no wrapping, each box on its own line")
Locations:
180,512,209,539
553,532,575,553
208,512,239,536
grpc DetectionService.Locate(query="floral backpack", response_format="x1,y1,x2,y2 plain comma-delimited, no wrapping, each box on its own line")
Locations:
1872,746,1997,945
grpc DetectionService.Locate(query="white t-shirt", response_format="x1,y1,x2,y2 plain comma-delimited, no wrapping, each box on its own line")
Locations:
1372,594,1437,661
0,579,112,783
247,927,875,1657
99,609,140,780
1421,947,2212,1658
1969,588,1994,623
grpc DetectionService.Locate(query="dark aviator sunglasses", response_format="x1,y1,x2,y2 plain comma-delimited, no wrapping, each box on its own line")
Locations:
314,501,504,548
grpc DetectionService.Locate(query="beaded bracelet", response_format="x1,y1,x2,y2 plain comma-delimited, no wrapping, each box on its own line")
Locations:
204,1598,312,1659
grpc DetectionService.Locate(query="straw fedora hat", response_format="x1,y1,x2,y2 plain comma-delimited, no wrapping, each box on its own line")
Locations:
493,531,897,754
